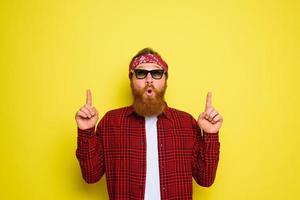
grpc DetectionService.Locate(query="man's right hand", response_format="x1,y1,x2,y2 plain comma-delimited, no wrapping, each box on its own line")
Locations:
75,89,99,130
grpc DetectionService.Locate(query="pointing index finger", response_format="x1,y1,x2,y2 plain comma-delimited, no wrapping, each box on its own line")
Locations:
205,92,212,111
86,89,92,106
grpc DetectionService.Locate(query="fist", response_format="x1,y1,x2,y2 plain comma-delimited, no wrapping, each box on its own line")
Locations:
75,89,99,130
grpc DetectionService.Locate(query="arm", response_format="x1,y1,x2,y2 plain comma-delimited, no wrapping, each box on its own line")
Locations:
75,122,105,184
192,118,220,187
193,92,222,187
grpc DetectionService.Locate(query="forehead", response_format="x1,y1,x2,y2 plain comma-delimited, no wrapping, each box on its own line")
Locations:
135,63,163,70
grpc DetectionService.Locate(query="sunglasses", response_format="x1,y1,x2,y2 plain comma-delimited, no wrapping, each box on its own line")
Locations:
132,69,165,79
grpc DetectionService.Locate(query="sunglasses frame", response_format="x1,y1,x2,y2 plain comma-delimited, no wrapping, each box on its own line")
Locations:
132,69,165,80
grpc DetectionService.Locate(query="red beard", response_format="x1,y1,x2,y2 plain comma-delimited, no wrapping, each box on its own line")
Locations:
130,81,167,117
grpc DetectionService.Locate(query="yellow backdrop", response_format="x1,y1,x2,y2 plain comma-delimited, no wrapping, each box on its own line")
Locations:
1,0,299,199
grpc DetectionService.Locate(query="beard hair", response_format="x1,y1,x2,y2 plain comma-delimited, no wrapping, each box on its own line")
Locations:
130,81,167,117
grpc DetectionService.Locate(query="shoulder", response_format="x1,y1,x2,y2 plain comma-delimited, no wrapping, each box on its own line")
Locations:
166,106,195,121
101,106,133,123
97,106,131,129
164,107,199,131
104,106,131,117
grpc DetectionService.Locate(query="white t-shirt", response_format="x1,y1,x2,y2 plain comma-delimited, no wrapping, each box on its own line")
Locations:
144,116,161,200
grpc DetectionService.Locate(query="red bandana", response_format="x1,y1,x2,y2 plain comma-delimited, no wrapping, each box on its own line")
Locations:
129,53,168,72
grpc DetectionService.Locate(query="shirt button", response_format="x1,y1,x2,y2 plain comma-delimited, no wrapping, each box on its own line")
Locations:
141,141,144,145
160,143,163,148
163,187,165,191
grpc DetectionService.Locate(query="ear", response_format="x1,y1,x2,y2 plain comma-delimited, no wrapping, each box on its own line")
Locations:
129,72,133,79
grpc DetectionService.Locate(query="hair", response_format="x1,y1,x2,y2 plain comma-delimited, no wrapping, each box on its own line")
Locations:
129,47,168,79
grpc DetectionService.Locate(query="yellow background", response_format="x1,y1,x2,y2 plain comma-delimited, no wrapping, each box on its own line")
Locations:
1,0,299,199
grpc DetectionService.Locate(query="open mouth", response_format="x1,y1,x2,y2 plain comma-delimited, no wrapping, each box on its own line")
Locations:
146,88,153,96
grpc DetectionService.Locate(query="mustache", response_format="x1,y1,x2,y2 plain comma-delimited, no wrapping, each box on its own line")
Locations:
143,84,156,92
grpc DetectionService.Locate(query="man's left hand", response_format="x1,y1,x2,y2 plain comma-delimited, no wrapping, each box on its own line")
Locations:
197,92,223,134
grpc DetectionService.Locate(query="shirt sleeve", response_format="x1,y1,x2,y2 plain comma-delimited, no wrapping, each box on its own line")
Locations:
75,119,105,184
191,117,220,187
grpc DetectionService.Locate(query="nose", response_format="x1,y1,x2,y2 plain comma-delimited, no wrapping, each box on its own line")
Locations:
145,71,153,84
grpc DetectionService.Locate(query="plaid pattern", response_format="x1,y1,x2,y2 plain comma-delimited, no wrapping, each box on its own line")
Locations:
76,105,220,200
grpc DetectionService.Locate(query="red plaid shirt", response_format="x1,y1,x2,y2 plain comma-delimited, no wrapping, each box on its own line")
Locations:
76,104,220,200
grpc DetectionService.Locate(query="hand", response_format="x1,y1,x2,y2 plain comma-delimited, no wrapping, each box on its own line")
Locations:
197,92,223,134
75,89,99,130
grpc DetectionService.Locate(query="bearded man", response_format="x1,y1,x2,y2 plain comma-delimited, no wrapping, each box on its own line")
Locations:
75,48,223,200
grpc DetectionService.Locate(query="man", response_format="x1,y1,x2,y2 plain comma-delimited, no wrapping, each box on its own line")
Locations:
75,48,223,200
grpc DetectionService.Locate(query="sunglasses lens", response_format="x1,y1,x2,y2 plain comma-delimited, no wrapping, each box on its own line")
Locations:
151,70,164,79
135,69,148,79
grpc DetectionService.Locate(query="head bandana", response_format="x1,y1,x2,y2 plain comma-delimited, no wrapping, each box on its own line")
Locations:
129,53,168,72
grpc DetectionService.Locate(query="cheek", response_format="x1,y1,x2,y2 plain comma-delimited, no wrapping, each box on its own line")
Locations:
132,80,144,90
155,79,166,90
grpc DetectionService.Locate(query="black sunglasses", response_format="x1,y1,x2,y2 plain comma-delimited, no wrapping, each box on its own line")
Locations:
133,69,165,79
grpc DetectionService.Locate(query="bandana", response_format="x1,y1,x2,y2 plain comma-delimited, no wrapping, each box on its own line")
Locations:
129,53,168,72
